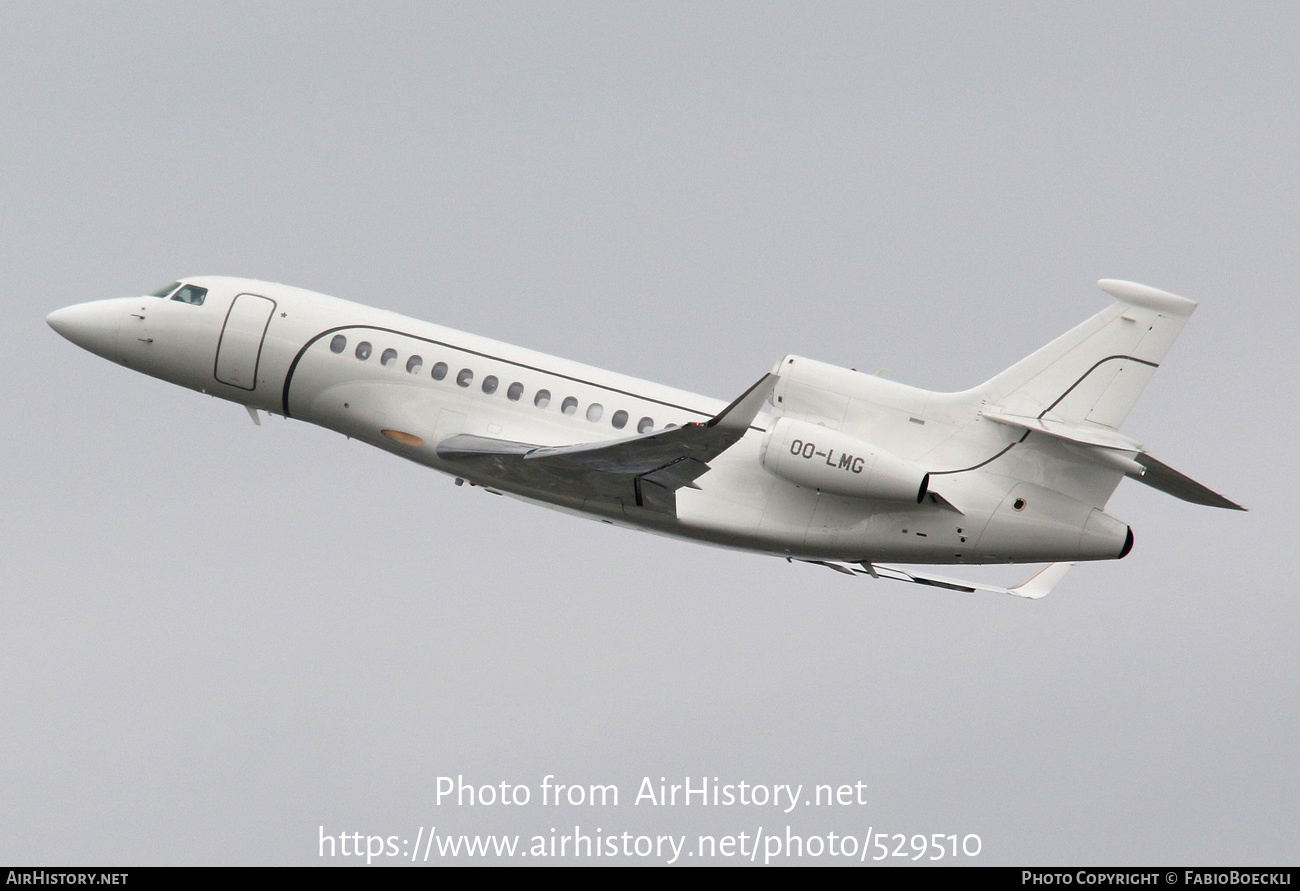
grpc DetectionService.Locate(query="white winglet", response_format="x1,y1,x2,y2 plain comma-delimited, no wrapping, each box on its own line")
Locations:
1006,562,1074,599
801,560,1075,599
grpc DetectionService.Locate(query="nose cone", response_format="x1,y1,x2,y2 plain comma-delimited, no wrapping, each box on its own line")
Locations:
47,300,121,360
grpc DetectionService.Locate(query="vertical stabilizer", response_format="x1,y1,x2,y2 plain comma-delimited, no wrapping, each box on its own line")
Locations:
978,280,1197,431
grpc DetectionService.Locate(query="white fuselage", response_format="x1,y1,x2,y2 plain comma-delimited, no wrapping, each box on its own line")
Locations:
47,276,1136,567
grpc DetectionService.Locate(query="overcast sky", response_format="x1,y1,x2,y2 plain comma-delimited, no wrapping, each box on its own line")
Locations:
2,2,1295,865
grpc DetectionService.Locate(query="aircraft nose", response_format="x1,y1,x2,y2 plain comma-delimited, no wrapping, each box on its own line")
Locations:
46,300,122,359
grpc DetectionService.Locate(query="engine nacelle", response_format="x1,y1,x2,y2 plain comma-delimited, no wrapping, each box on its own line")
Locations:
760,417,930,502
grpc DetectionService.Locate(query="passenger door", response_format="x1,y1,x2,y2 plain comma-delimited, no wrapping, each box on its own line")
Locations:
214,293,276,390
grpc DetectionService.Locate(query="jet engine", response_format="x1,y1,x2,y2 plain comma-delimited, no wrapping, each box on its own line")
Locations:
760,417,930,502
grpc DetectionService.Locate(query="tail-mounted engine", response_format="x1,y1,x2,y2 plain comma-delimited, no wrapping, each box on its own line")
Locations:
760,417,930,502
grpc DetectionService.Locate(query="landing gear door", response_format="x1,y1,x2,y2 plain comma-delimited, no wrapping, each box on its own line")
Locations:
215,293,276,390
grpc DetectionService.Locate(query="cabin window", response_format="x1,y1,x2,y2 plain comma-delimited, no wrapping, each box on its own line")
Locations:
405,355,423,374
561,396,578,415
586,403,603,422
456,368,473,387
507,382,524,401
171,285,207,306
355,341,372,361
330,334,347,354
482,375,499,395
431,362,448,381
611,410,628,429
149,282,180,298
637,416,654,434
534,389,551,409
381,348,398,368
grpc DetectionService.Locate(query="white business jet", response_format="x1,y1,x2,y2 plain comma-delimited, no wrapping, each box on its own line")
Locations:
47,277,1241,598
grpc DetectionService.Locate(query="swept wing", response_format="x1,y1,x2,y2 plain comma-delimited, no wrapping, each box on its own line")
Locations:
437,374,778,515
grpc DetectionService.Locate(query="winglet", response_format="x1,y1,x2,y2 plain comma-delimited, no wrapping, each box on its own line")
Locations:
812,560,1074,599
707,373,779,433
1007,562,1073,599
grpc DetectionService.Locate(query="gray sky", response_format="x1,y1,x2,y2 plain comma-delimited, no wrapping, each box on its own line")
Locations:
2,1,1295,865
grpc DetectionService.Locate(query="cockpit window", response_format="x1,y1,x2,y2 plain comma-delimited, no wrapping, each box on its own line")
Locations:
171,285,207,306
149,282,181,298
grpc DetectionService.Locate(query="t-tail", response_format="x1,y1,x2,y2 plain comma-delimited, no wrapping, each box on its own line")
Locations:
974,279,1243,511
794,279,1242,597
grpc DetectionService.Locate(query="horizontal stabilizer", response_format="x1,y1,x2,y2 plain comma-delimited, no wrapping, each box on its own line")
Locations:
799,559,1073,599
982,410,1143,451
1133,453,1245,510
983,412,1244,511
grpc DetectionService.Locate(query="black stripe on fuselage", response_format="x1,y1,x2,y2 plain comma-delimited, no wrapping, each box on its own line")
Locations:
281,324,734,425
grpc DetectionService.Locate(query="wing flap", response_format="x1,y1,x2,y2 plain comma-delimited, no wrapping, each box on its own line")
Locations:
641,456,711,490
981,412,1244,511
